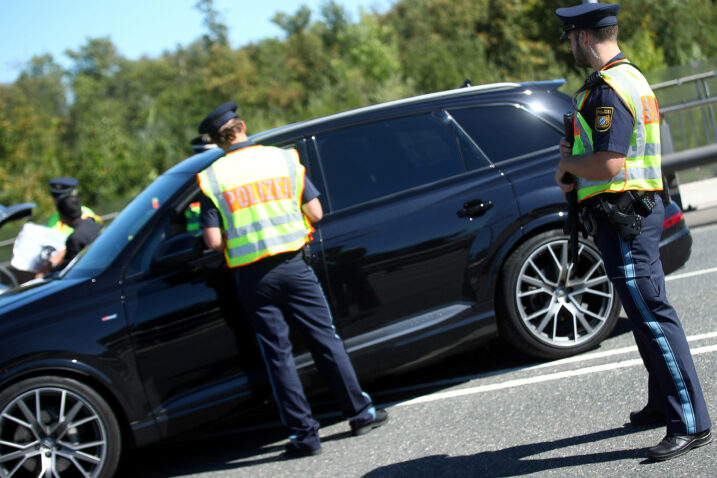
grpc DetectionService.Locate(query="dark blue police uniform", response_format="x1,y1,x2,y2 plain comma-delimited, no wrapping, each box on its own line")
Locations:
199,136,384,453
579,53,711,438
556,2,711,461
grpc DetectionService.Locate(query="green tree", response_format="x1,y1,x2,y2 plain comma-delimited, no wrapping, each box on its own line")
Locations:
1,0,716,220
0,55,68,214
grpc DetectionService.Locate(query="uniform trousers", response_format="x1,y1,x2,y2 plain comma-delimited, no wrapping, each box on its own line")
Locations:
236,250,374,449
593,194,711,436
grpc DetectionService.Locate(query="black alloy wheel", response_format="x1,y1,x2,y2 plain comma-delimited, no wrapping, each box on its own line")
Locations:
0,376,121,478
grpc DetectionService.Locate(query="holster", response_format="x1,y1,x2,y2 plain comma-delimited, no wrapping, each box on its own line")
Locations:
583,191,656,242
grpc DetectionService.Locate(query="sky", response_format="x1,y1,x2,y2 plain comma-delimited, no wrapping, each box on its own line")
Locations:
0,0,393,84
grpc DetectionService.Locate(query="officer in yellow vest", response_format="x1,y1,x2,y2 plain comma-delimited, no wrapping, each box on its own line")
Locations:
196,102,387,457
47,177,102,236
554,3,711,461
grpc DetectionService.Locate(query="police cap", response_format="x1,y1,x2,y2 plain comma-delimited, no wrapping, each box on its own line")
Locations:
198,102,239,136
556,3,620,39
48,177,79,199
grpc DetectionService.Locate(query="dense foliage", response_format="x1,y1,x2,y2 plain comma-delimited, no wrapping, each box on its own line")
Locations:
1,0,716,219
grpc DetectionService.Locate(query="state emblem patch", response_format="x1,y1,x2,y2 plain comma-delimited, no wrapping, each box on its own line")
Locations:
595,107,613,132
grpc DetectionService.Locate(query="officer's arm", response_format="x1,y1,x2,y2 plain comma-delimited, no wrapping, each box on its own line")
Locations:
301,198,323,223
34,248,67,279
203,227,225,252
557,150,625,181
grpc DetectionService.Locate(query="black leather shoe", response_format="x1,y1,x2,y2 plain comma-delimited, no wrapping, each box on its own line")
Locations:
283,443,322,458
629,406,666,427
647,429,713,461
351,408,389,436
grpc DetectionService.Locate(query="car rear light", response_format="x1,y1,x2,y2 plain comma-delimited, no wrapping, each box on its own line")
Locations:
663,210,684,229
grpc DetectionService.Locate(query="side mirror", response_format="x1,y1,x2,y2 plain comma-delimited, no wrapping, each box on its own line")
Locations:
0,202,36,228
150,233,204,274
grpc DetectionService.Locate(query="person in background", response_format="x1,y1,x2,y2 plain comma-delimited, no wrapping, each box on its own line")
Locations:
184,136,219,235
554,2,712,461
36,195,102,278
47,177,102,236
196,102,388,458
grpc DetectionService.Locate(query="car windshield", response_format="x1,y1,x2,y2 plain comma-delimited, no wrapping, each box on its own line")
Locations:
62,173,191,278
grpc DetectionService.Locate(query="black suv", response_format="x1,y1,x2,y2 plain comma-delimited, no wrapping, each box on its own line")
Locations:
0,79,691,477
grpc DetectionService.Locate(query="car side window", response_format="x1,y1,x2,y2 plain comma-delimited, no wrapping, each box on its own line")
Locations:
449,105,561,164
268,140,329,212
314,114,464,211
124,189,204,279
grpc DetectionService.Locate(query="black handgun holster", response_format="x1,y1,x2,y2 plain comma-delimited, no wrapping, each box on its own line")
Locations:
592,191,655,242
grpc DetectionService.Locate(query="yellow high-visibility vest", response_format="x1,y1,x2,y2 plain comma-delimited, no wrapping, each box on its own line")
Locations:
47,206,103,236
184,201,201,234
197,145,313,267
572,60,663,201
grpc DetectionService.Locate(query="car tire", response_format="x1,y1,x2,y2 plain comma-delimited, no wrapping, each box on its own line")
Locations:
498,229,620,359
0,376,121,478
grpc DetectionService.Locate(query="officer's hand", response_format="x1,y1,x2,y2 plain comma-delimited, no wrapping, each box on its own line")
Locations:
554,165,576,194
559,138,573,160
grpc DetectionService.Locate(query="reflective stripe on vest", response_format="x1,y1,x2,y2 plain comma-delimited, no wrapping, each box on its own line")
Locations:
197,146,313,267
572,62,663,201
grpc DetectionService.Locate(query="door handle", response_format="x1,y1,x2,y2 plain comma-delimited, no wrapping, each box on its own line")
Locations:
457,199,493,218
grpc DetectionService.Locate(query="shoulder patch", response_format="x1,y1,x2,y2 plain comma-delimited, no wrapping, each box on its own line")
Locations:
595,107,614,132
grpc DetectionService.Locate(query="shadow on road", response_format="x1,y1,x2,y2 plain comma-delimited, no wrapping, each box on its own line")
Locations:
116,326,639,477
362,425,653,478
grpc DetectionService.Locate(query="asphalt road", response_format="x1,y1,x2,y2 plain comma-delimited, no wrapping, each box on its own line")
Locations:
117,222,717,478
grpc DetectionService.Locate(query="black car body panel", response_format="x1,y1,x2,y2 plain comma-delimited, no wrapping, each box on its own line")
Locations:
0,79,693,468
658,199,692,275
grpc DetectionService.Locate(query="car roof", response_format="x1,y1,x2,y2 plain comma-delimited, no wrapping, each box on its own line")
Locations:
168,79,567,177
251,79,566,143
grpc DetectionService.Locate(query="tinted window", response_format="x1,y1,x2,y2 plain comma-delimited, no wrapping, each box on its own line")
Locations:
450,106,561,163
62,173,190,278
315,114,463,210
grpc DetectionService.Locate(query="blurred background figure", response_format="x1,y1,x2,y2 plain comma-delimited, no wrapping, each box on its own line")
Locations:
46,177,102,236
35,195,102,278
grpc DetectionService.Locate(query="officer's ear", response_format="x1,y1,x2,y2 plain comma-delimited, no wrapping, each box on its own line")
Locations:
579,29,590,47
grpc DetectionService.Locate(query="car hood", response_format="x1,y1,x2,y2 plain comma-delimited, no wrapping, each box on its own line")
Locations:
0,277,84,315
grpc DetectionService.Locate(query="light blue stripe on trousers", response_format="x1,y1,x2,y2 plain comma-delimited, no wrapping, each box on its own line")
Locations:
619,238,696,434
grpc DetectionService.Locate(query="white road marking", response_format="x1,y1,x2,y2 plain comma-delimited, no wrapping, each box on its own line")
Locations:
666,266,717,282
394,343,717,407
529,330,717,370
375,262,717,406
373,330,717,401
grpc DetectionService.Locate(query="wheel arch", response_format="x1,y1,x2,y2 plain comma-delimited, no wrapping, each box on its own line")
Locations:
487,210,567,311
0,359,151,450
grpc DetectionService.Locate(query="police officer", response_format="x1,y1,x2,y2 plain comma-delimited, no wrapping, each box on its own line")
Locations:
47,177,102,236
35,195,103,278
196,102,388,457
185,135,219,235
554,3,712,461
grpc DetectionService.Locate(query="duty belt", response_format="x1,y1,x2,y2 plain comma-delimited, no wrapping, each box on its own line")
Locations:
578,191,656,241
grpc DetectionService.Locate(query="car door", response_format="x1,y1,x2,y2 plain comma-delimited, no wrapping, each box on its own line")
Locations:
120,180,267,437
447,103,565,214
301,111,520,376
